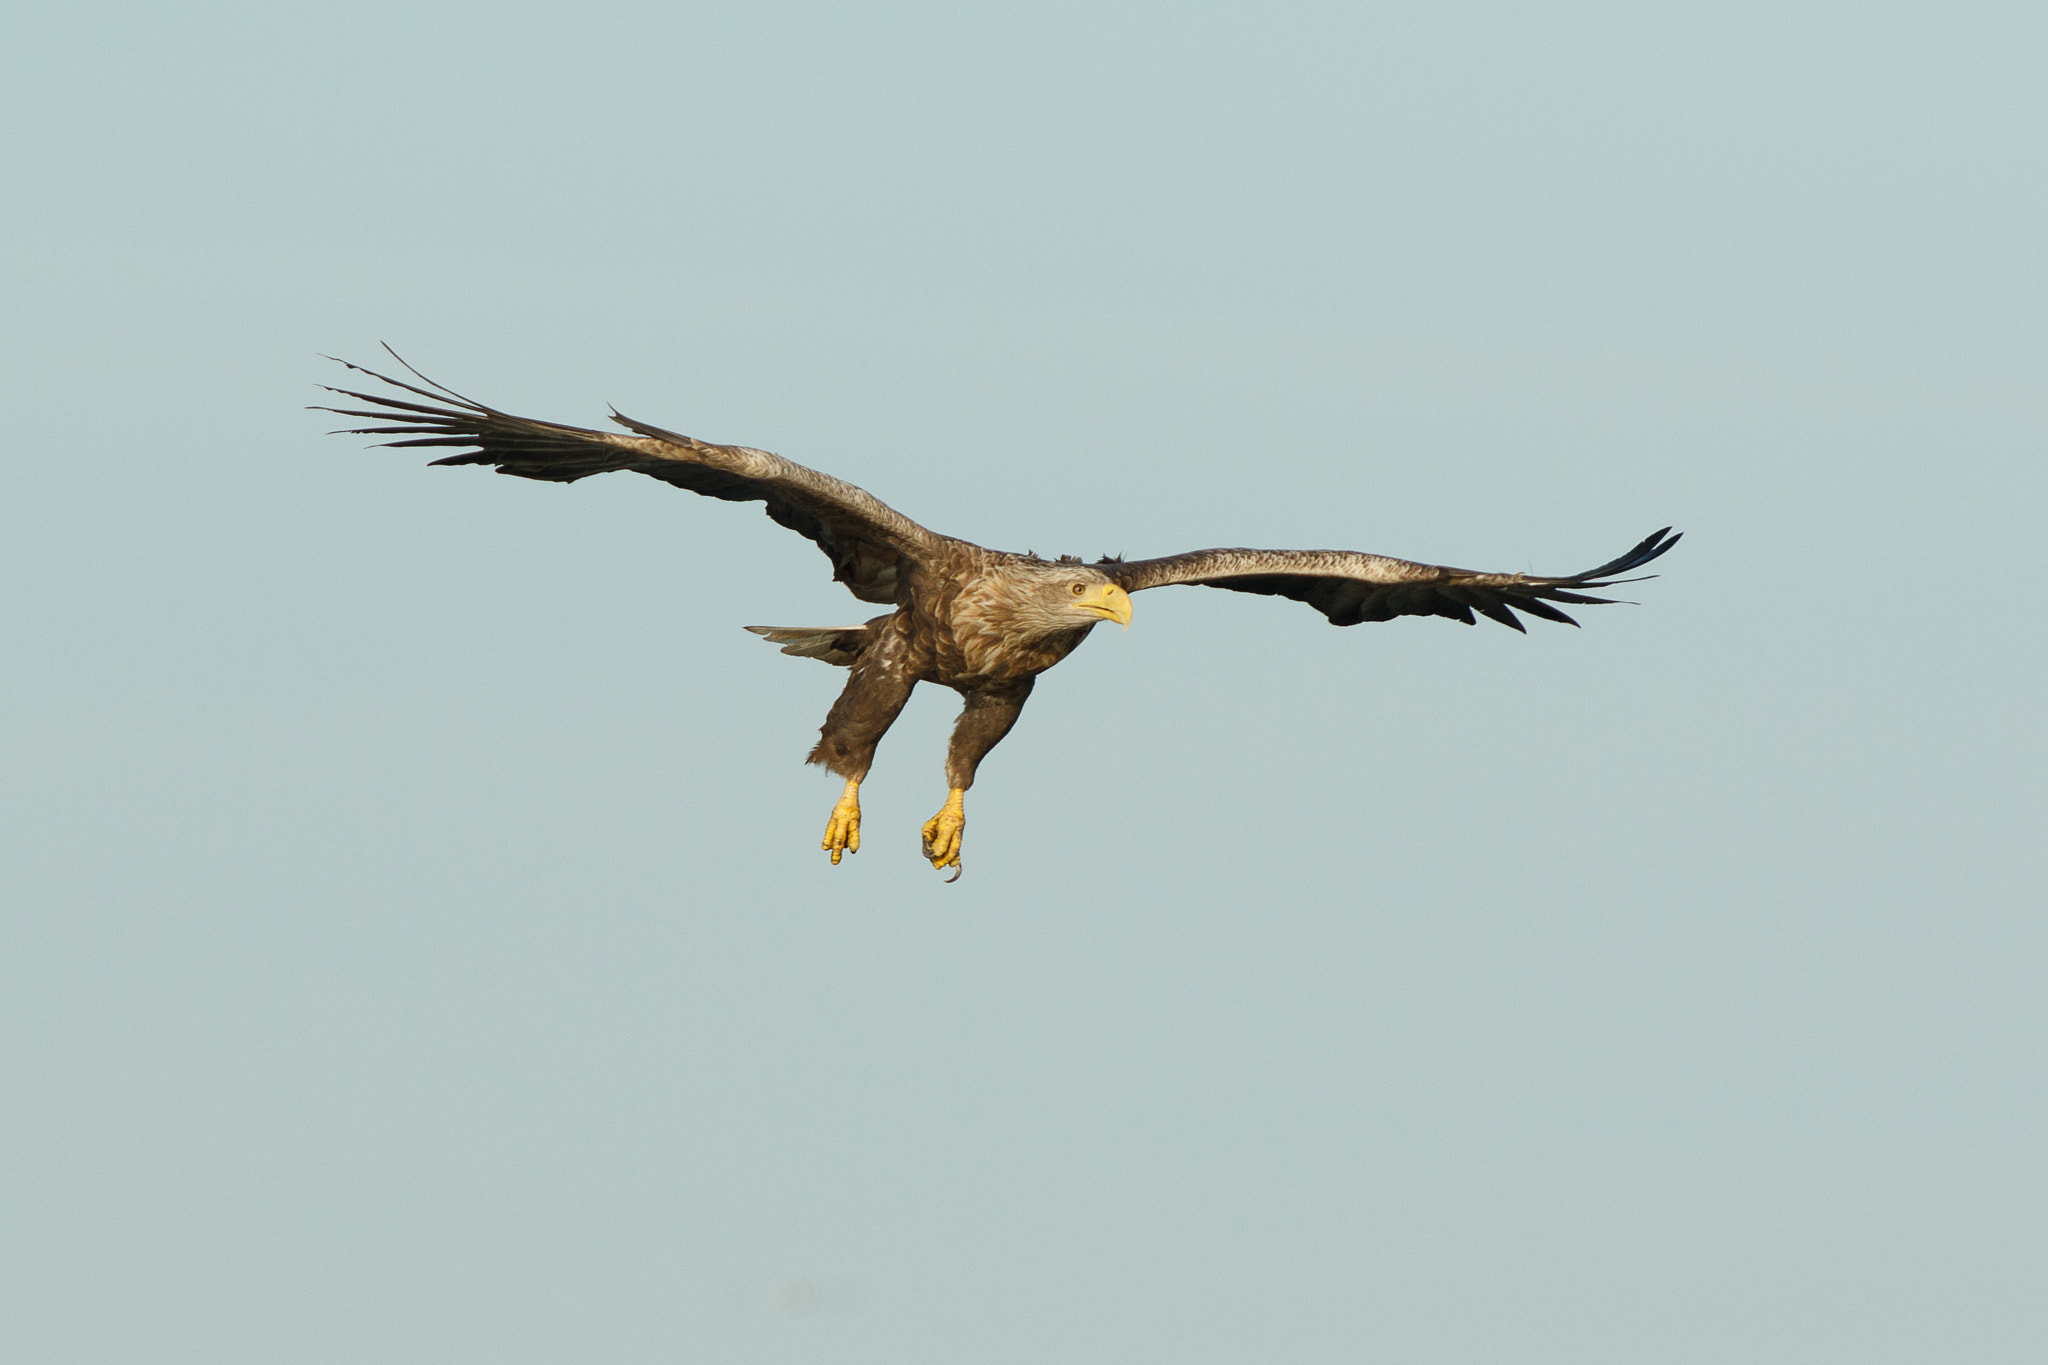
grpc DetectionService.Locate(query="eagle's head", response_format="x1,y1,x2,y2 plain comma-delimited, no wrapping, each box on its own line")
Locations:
1012,563,1134,638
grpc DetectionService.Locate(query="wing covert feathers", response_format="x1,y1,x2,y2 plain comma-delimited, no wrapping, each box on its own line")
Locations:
316,351,937,604
1106,528,1680,631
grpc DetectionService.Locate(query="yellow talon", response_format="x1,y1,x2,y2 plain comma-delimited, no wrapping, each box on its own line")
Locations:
921,788,966,874
821,778,861,865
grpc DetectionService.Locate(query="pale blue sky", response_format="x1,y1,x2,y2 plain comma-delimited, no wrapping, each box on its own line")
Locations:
4,2,2044,1361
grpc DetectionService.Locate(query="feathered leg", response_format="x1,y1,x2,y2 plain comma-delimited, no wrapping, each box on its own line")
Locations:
923,679,1034,878
807,622,918,865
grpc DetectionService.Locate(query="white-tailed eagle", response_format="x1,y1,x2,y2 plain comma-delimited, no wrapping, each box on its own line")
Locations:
321,353,1679,879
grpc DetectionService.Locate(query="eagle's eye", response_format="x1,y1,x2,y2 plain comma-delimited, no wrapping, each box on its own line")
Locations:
1070,583,1085,595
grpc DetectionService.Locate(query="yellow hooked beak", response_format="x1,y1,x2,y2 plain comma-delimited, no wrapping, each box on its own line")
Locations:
1073,583,1134,629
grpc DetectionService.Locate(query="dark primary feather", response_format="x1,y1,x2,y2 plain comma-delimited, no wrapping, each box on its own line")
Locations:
314,352,938,604
1106,528,1681,631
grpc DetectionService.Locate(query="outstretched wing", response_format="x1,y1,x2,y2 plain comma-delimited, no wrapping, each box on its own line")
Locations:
1105,528,1680,631
317,352,942,604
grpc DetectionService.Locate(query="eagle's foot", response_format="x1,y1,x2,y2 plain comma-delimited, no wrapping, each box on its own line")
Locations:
821,779,861,865
921,789,966,877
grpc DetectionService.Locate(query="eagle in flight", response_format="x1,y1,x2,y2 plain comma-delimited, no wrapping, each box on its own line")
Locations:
321,353,1679,879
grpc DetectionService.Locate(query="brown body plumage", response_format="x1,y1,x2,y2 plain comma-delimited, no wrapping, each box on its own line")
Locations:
785,548,1117,790
320,351,1679,876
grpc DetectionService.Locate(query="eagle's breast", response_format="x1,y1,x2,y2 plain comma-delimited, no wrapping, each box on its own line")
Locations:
920,558,1090,685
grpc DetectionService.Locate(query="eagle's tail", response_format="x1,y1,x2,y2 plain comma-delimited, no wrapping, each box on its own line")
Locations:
743,625,873,668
